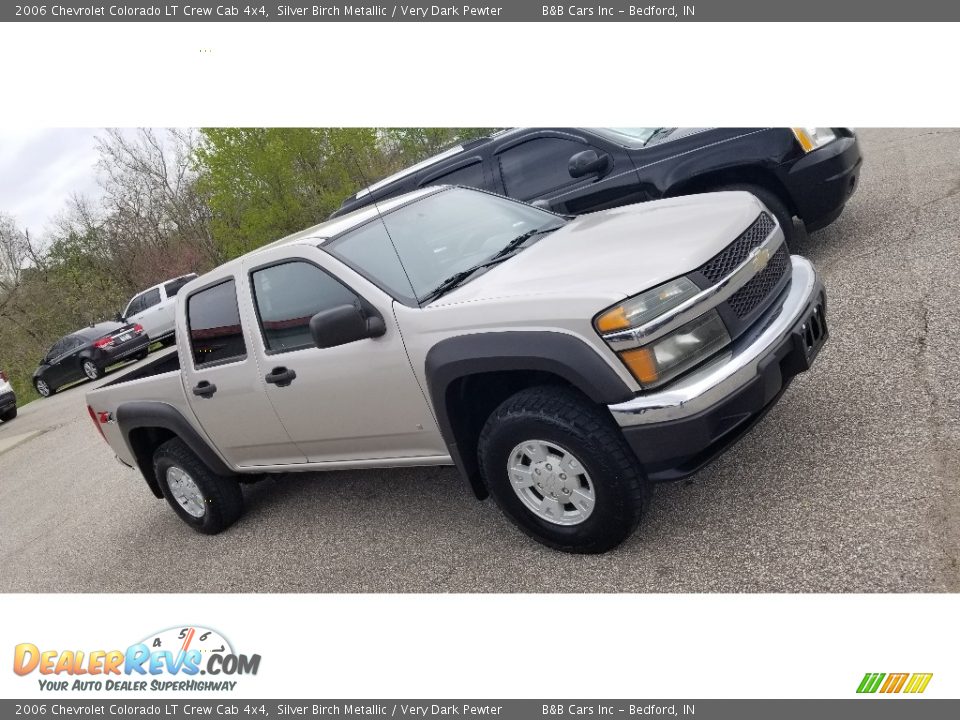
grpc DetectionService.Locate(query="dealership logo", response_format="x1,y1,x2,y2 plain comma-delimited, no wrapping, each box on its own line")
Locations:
857,672,933,694
13,626,260,692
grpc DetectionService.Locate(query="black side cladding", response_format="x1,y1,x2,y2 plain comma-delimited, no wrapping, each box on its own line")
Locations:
115,401,233,497
424,331,633,498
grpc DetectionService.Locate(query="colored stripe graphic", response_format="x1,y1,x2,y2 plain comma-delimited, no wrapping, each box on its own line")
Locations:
857,672,932,694
904,673,933,694
880,673,909,693
857,673,885,693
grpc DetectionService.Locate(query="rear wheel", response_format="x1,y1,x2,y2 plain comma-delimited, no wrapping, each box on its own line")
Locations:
82,359,102,380
0,407,16,422
478,386,650,554
34,378,54,397
153,437,244,534
134,349,149,361
717,183,797,248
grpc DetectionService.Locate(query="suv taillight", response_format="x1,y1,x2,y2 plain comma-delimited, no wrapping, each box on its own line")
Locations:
133,324,144,334
87,405,108,443
93,336,112,348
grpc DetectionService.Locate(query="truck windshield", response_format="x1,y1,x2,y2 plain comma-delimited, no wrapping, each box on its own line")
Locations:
324,188,565,305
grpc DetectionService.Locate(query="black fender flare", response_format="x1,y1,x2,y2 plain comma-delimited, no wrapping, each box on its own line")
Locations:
424,331,633,498
115,401,233,497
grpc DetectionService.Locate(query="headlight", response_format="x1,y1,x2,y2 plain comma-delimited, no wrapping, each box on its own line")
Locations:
616,310,731,388
595,278,700,333
792,127,837,152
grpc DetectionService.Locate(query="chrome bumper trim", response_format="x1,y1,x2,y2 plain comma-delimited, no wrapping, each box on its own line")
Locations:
608,256,820,427
604,219,785,351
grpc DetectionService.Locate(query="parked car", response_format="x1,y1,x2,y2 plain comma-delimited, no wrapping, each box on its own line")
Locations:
120,273,198,345
0,369,16,422
332,127,862,245
86,186,828,553
33,321,150,397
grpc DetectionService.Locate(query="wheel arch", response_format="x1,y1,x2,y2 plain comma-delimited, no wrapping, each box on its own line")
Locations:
664,165,798,216
115,402,233,498
424,332,633,499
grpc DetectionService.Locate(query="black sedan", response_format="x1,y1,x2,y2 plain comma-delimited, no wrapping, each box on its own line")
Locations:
32,321,150,397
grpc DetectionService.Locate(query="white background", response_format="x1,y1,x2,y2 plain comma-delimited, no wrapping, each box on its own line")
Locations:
1,20,957,700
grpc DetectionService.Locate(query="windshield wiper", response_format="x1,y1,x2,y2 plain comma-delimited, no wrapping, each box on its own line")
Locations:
420,225,561,305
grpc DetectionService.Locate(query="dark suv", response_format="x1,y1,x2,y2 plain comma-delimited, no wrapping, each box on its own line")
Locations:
333,127,862,244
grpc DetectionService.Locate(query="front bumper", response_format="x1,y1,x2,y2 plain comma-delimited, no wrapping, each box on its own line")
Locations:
784,133,862,231
608,256,826,481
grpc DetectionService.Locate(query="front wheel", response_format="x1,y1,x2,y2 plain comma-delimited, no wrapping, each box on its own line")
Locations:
35,378,54,397
153,437,244,534
478,386,650,554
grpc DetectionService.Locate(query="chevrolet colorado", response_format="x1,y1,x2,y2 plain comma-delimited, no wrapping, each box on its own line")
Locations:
86,186,828,553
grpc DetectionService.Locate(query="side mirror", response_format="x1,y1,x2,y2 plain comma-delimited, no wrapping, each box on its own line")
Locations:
309,303,386,349
114,312,125,323
568,149,611,179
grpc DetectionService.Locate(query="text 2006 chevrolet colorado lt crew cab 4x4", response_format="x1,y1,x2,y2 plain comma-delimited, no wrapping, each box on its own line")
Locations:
86,186,828,553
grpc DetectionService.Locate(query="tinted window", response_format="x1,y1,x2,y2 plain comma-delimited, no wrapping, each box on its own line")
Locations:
423,161,486,190
498,138,591,199
164,275,195,298
142,288,162,310
47,338,67,359
252,262,360,354
126,294,144,316
187,280,246,367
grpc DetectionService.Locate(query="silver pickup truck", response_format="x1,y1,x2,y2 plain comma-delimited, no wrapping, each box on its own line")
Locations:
86,186,828,553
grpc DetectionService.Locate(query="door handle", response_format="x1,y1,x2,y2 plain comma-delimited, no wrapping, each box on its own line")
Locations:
192,381,217,398
264,366,297,387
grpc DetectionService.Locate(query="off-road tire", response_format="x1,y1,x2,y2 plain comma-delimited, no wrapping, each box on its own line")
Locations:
478,385,650,554
153,437,243,534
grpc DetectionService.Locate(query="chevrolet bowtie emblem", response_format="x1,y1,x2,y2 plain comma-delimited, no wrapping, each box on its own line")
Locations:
751,247,771,272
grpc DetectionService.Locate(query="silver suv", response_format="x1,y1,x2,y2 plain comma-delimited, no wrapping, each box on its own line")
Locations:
87,187,828,553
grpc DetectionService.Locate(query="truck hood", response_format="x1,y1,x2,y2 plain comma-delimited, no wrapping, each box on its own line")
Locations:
432,191,765,307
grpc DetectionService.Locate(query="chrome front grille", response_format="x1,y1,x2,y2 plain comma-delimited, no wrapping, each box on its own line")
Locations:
727,245,791,318
698,212,776,284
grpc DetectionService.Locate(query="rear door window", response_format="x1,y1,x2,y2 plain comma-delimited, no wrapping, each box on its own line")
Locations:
187,279,247,367
422,161,486,190
141,288,162,310
251,261,360,354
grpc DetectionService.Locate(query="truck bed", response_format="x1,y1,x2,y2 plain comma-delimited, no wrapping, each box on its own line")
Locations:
85,347,195,468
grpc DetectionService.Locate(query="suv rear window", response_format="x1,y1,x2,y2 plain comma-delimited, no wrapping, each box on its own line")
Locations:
165,275,195,298
187,279,246,367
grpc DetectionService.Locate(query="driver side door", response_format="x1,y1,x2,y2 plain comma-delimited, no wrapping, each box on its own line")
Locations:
240,245,446,464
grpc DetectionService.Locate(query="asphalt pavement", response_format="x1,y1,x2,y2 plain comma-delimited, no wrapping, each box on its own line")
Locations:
1,128,958,593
